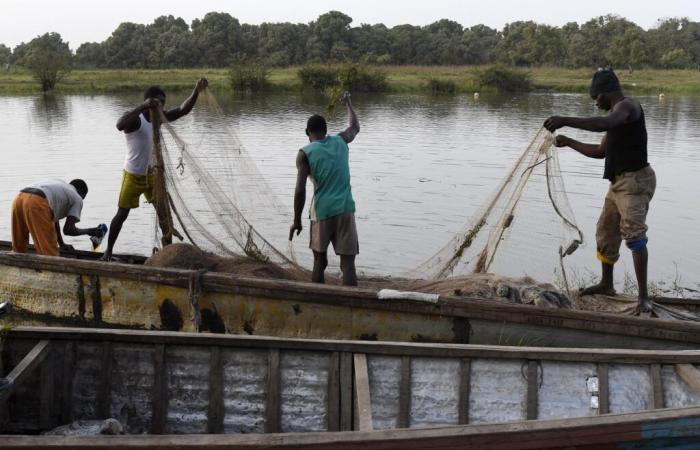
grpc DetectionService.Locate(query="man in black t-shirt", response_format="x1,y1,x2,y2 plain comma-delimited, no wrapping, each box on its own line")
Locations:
544,69,656,313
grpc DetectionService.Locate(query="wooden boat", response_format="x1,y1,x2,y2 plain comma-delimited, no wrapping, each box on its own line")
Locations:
4,326,700,449
2,243,700,350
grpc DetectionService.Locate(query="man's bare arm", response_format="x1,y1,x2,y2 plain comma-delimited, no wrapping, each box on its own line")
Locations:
116,99,157,132
63,216,101,237
544,100,637,133
289,150,310,240
555,134,607,159
164,78,208,122
338,92,360,144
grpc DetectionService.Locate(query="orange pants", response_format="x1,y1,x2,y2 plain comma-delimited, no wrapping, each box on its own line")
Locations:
11,192,59,256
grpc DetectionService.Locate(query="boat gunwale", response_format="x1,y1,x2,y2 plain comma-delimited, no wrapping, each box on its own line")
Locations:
3,250,700,345
7,326,700,364
2,405,700,449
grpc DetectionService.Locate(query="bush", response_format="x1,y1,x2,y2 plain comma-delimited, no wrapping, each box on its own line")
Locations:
476,65,531,92
229,62,270,92
297,64,388,92
337,64,388,92
297,65,338,90
427,78,457,95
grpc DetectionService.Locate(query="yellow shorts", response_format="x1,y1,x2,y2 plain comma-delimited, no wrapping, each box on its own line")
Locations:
118,170,154,209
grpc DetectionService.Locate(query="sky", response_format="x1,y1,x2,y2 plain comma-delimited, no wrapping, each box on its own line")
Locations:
2,0,698,50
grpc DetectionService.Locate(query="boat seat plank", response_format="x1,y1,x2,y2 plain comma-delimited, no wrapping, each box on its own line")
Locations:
650,364,664,409
458,358,470,424
265,349,280,433
339,352,353,431
327,352,340,432
207,347,224,434
353,353,373,432
398,356,410,429
526,361,538,420
676,364,700,396
597,363,609,414
149,344,167,434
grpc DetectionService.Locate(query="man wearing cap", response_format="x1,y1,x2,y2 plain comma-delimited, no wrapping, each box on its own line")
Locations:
289,91,360,286
11,179,103,256
544,69,656,312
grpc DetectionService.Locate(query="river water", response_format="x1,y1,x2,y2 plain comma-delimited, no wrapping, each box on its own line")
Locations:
1,91,698,294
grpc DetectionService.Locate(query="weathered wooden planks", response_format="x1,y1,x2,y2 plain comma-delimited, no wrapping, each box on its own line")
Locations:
353,353,373,432
265,349,280,433
207,347,224,434
5,249,700,348
0,340,50,403
8,326,700,365
526,361,539,420
676,364,700,395
597,363,609,415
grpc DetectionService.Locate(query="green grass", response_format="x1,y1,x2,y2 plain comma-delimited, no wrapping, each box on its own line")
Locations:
2,66,700,95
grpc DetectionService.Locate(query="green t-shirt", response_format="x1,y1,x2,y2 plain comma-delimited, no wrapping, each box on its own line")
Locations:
302,134,356,221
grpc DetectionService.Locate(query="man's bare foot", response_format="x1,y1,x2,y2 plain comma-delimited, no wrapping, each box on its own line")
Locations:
580,283,616,296
637,297,653,314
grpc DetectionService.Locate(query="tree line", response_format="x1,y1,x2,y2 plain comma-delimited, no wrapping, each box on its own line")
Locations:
2,11,700,71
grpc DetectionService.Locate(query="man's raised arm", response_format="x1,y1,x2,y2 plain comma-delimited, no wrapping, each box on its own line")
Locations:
338,91,360,144
165,78,209,122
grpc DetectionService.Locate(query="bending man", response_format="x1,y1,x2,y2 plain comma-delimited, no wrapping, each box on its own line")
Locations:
101,78,208,261
544,68,656,312
11,179,102,256
290,92,360,286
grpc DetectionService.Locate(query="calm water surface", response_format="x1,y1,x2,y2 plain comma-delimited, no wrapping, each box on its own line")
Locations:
1,91,698,292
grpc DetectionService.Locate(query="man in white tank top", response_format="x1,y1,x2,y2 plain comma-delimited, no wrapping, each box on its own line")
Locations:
101,78,208,261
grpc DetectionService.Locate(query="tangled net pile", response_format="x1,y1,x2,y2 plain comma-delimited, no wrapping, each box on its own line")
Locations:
147,91,583,292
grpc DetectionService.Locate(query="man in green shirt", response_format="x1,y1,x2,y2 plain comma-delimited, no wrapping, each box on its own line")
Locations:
289,92,360,286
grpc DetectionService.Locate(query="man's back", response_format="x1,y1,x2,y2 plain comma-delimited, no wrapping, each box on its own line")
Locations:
29,179,83,221
302,134,355,221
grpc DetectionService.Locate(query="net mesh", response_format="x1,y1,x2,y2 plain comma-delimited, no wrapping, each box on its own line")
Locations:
148,92,582,287
410,128,584,288
150,92,307,277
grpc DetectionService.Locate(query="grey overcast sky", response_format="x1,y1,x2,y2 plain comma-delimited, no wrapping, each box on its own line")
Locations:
2,0,698,50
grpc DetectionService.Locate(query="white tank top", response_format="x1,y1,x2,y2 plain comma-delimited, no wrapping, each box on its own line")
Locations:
123,114,154,175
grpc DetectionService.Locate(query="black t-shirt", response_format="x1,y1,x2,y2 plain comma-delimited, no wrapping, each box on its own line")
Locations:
604,101,649,181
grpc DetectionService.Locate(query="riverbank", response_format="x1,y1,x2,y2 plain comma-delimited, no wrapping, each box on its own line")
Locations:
1,66,700,95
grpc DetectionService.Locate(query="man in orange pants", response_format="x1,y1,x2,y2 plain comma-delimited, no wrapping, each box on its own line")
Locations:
11,179,102,256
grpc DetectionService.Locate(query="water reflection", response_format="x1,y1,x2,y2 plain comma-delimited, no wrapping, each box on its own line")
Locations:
30,93,69,131
0,91,698,292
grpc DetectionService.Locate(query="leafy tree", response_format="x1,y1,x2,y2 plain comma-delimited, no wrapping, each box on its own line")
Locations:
103,22,150,68
306,11,353,62
146,15,194,68
388,25,422,64
350,24,391,64
191,12,242,67
498,21,565,66
462,25,500,65
660,48,692,69
0,44,11,67
421,20,465,65
75,42,105,68
18,32,72,91
257,22,309,66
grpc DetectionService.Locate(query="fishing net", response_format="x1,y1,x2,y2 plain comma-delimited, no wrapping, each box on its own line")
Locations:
411,128,584,291
147,92,581,290
148,92,308,278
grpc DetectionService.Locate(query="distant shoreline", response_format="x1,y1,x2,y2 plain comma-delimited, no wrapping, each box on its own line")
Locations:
1,66,699,95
